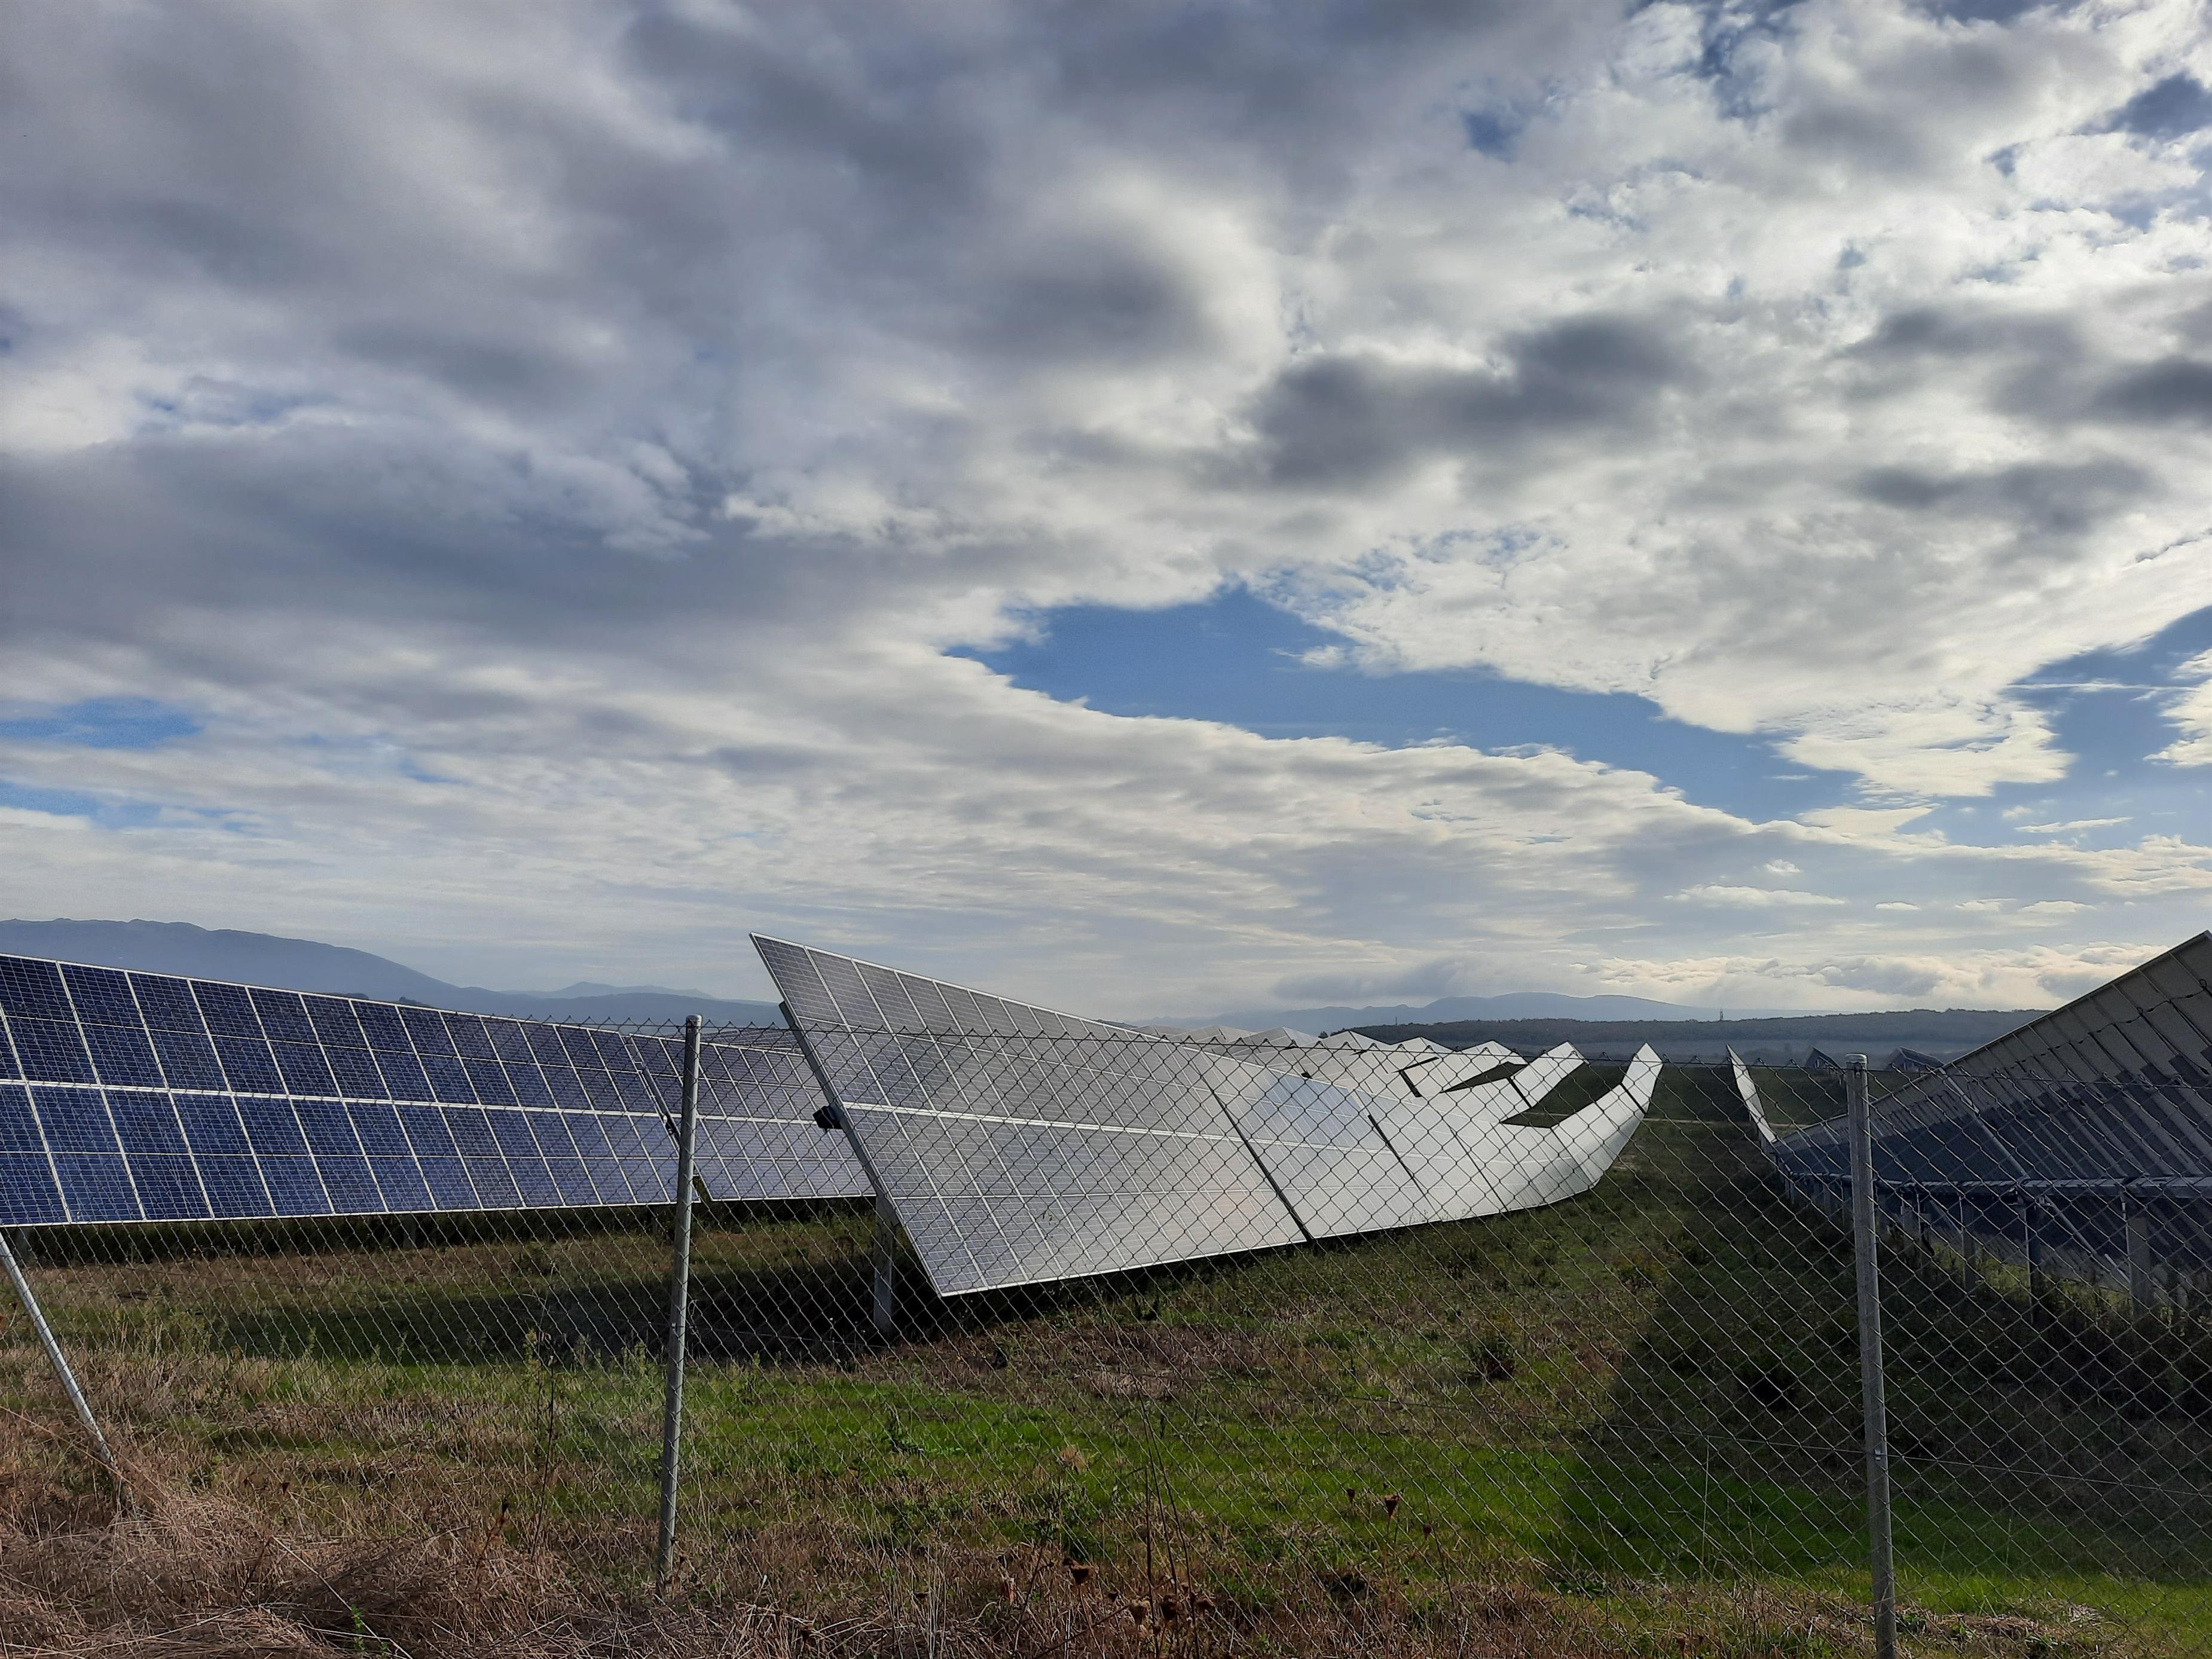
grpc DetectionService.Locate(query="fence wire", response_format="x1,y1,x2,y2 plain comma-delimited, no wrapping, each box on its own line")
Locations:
1,1024,2205,1657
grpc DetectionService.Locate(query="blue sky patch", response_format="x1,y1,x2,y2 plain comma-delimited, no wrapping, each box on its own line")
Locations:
0,780,164,829
1918,602,2212,850
0,696,201,750
955,587,1860,821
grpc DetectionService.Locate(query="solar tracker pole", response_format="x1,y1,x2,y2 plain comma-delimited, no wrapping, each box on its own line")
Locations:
655,1013,702,1589
1846,1056,1897,1659
0,1229,127,1510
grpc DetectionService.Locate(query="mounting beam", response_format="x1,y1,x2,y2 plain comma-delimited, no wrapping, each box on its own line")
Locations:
0,1229,127,1509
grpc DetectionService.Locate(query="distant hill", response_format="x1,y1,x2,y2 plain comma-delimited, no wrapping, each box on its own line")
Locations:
0,919,784,1026
1169,989,1806,1032
1352,1007,2046,1064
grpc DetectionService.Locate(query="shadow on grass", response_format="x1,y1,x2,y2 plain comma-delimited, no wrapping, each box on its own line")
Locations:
1542,1108,2212,1627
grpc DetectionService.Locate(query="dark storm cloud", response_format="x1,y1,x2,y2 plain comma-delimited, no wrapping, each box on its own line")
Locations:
1850,460,2154,536
2090,359,2212,425
1247,315,1687,487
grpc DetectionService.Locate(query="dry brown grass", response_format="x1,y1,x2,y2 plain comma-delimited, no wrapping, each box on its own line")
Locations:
1,1439,2112,1659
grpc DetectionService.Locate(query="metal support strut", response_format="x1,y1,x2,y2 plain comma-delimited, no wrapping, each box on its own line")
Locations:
655,1014,702,1589
0,1228,128,1509
1846,1056,1898,1659
872,1191,900,1338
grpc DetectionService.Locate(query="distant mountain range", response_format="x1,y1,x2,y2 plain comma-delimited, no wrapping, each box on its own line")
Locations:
0,919,784,1025
1163,990,1810,1032
1351,1008,2045,1065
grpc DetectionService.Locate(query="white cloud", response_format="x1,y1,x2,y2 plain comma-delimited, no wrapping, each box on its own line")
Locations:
1673,885,1848,908
0,0,2206,1010
2158,648,2212,767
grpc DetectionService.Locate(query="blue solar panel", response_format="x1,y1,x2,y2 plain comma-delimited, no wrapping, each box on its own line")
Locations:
63,964,139,1027
85,1025,163,1086
130,974,203,1032
0,954,866,1227
215,1035,285,1095
151,1028,226,1090
250,988,317,1044
14,1019,94,1083
0,958,72,1021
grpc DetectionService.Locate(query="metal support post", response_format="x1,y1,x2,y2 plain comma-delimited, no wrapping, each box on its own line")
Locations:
2126,1191,2156,1308
0,1229,128,1508
655,1015,702,1589
872,1191,899,1338
1846,1056,1898,1659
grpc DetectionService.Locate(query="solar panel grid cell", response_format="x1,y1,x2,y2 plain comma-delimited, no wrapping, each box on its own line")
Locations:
0,959,73,1021
192,982,262,1039
129,975,202,1032
62,965,140,1027
14,1019,94,1083
250,989,317,1044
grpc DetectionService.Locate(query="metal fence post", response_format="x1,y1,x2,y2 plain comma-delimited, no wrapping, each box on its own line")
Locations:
1847,1055,1898,1659
0,1228,128,1511
655,1013,702,1588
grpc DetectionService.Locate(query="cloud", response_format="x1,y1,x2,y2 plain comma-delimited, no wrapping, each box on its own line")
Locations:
1672,885,1847,908
0,0,2207,1011
2158,647,2212,766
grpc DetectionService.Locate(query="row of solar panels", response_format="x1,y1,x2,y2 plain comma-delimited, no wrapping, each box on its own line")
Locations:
0,941,1660,1299
753,936,1660,1297
0,955,867,1227
1741,932,2212,1191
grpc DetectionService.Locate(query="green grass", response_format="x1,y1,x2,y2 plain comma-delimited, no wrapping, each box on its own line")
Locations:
3,1096,2209,1653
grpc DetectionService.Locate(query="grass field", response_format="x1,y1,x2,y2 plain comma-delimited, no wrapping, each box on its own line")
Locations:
2,1067,2208,1655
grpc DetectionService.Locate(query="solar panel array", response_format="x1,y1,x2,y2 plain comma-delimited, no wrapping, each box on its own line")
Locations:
1762,932,2212,1191
756,936,1663,1297
0,955,865,1227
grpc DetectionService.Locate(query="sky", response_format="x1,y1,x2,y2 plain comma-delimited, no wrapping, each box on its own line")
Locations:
1,0,2209,1019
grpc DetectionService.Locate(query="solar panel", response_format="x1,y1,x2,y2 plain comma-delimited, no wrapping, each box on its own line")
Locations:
757,937,1662,1296
1370,1045,1659,1221
1397,1044,1518,1095
754,936,1306,1295
1766,934,2212,1191
0,955,866,1227
1203,1061,1434,1239
1439,1047,1661,1218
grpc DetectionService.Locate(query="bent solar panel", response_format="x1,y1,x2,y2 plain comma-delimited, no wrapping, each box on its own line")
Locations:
754,935,1306,1294
755,936,1660,1297
0,955,866,1227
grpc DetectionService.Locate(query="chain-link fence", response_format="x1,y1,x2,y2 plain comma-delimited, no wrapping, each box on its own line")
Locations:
2,1023,2207,1657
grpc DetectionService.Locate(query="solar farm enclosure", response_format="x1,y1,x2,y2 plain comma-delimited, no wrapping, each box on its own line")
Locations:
1,936,2210,1655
